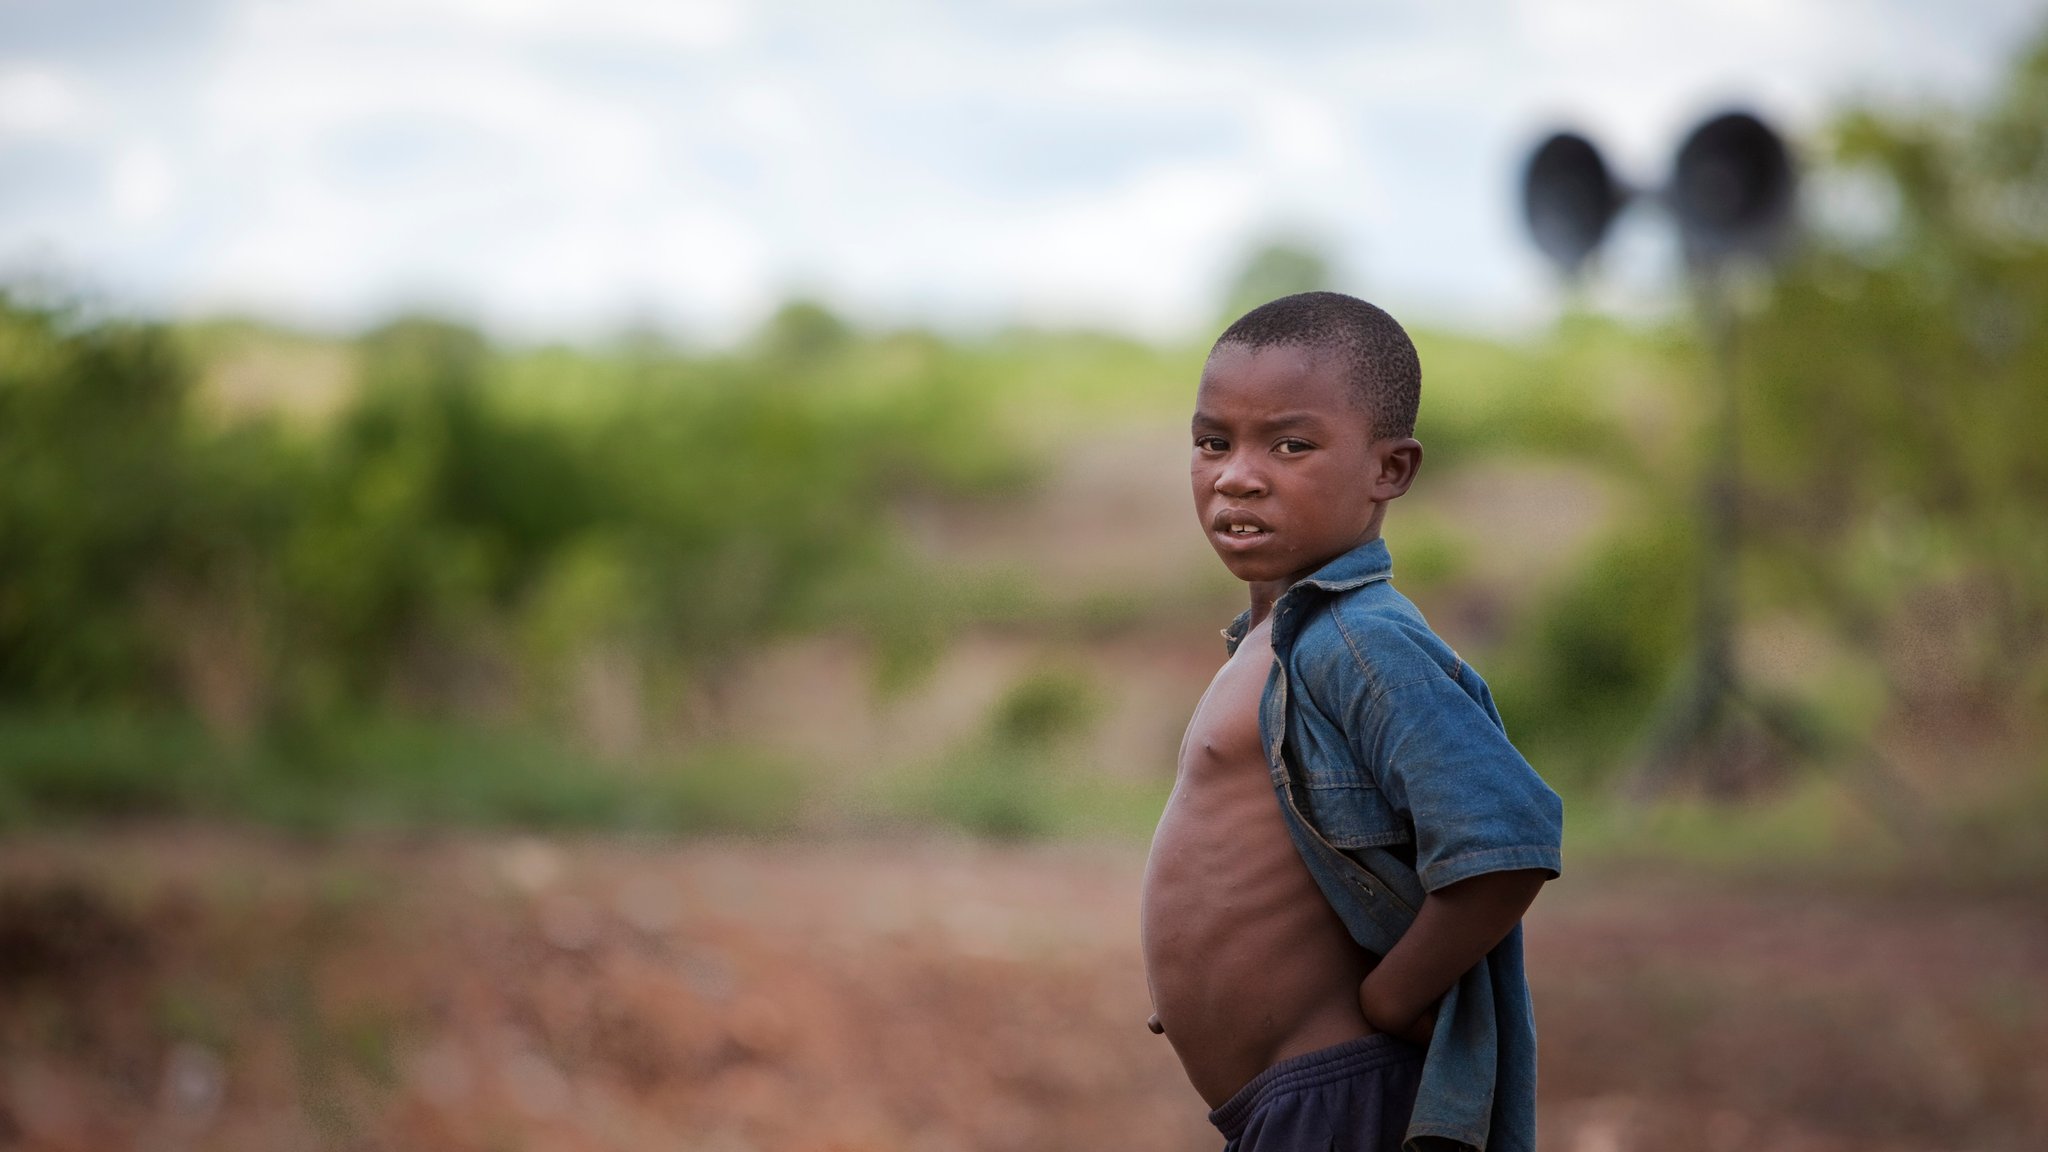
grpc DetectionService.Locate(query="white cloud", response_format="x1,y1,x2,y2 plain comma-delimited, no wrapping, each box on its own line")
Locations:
0,0,2040,339
989,159,1266,334
435,0,747,51
109,143,176,225
0,64,94,139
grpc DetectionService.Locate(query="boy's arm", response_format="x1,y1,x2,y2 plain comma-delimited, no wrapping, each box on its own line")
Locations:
1357,868,1549,1044
1311,621,1565,1043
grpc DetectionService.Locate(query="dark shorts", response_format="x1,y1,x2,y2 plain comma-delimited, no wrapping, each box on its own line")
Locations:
1209,1033,1425,1152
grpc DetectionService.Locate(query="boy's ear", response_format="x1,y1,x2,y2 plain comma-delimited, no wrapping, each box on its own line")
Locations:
1370,437,1423,502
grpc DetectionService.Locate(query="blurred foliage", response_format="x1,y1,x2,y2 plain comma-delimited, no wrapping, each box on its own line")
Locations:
989,666,1102,748
1219,237,1335,324
1492,514,1695,787
0,297,1027,828
0,308,213,705
0,710,800,834
920,666,1100,839
1411,319,1656,473
888,665,1152,840
1738,34,2048,731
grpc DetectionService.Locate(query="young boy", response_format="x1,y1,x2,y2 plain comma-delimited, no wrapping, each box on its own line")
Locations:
1141,292,1563,1152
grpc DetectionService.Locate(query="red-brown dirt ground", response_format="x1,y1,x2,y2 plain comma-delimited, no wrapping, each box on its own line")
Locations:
2,831,2044,1152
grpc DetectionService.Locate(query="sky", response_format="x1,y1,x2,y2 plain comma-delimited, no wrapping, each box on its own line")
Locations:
1,0,2042,343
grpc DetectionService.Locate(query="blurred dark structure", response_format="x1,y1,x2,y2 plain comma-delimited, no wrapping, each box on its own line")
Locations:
1669,112,1799,266
1522,111,1806,798
1522,132,1627,276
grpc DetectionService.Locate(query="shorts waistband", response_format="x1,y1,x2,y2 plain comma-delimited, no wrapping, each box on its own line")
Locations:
1208,1032,1422,1141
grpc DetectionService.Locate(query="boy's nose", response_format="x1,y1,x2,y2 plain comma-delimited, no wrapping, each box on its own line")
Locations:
1214,455,1268,497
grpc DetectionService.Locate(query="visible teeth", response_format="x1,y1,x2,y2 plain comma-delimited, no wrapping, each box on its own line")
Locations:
1230,524,1260,534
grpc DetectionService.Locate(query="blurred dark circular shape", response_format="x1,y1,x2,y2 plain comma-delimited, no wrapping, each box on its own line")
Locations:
1670,111,1796,264
1522,131,1624,274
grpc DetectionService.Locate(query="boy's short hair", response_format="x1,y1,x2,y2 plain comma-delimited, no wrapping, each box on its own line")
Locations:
1212,291,1421,440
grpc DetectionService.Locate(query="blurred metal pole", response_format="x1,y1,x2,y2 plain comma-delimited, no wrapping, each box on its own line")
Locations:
1700,272,1740,727
1629,267,1745,798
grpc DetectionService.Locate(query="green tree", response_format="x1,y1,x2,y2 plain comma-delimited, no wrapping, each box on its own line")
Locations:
1219,237,1337,323
1740,25,2048,729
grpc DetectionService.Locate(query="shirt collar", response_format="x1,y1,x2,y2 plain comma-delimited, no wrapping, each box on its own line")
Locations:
1220,537,1393,654
1293,535,1394,592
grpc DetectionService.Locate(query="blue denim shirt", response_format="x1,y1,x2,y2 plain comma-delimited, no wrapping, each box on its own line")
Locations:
1224,537,1564,1152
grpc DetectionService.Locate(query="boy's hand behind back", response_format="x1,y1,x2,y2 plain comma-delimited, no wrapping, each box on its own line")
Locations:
1357,869,1550,1044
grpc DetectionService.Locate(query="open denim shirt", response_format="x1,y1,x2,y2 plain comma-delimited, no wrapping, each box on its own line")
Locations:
1224,537,1564,1152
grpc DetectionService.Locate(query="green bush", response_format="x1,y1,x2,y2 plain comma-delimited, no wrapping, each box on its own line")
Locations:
990,666,1101,747
891,665,1125,839
1493,516,1693,787
0,296,1028,828
0,710,800,834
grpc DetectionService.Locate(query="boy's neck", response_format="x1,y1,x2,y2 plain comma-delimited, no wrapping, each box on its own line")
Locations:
1244,526,1385,630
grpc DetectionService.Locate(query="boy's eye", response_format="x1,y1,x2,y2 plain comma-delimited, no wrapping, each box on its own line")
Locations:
1195,435,1227,451
1275,439,1313,454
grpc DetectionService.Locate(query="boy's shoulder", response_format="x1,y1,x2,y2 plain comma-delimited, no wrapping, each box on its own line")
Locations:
1286,576,1467,701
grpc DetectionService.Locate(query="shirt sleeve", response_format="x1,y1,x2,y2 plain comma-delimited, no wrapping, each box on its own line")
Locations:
1350,668,1564,892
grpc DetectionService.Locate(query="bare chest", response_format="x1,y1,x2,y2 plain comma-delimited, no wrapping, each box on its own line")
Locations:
1146,622,1299,900
1175,626,1271,782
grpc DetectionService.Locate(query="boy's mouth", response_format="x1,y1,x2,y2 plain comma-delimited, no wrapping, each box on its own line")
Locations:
1210,509,1274,549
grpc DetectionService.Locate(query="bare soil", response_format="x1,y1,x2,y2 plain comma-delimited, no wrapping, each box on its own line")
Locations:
1,831,2044,1152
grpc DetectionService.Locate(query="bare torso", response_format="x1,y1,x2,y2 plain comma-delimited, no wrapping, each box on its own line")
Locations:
1140,615,1380,1107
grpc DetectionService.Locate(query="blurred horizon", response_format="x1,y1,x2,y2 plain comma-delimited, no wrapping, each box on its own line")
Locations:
4,0,2046,344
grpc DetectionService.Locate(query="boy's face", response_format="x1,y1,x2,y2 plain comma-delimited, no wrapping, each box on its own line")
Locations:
1191,343,1419,588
